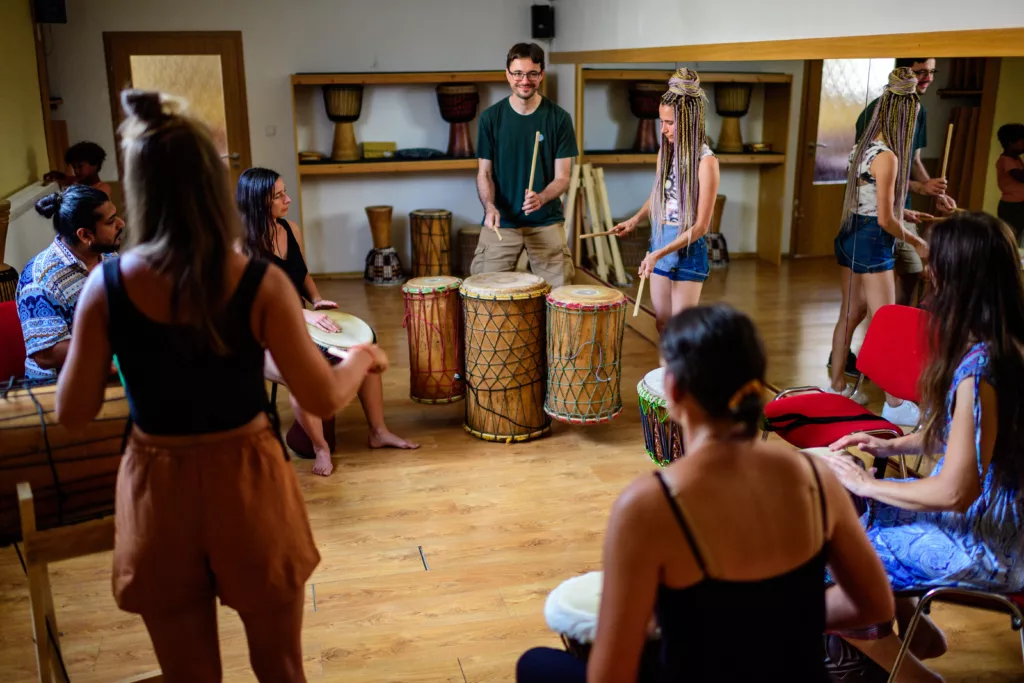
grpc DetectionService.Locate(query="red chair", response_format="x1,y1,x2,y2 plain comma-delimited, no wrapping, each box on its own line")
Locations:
0,301,26,384
762,305,932,477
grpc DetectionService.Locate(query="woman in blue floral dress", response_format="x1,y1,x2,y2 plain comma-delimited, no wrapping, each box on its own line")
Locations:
826,211,1024,682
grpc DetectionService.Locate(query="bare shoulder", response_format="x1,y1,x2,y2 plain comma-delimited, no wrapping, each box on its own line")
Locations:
611,471,668,522
285,219,302,237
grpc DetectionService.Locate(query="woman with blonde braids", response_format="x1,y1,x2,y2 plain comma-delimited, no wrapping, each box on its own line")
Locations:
827,67,930,425
612,68,720,334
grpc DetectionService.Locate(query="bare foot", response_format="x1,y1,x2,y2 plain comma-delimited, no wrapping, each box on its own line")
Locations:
907,615,948,661
368,427,419,450
312,449,334,477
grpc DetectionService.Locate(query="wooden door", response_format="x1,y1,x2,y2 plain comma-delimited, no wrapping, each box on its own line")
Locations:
103,31,252,187
791,59,894,256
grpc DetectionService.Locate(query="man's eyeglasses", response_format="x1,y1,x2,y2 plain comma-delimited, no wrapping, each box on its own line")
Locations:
509,70,542,81
912,69,938,78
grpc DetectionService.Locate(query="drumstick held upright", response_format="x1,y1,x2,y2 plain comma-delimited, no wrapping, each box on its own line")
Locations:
528,130,541,193
634,276,646,317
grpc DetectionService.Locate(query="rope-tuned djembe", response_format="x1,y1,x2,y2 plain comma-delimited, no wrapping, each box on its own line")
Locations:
0,378,131,545
364,205,405,285
637,367,685,467
0,199,18,302
436,84,480,158
409,208,453,277
402,276,465,404
460,272,551,442
544,286,626,424
322,85,363,161
628,81,664,153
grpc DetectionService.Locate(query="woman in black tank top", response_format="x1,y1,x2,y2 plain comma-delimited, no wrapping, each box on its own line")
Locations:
237,168,418,477
54,89,391,682
517,304,895,683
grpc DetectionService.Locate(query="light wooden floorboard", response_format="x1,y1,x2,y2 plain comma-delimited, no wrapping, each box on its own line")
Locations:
0,258,1021,681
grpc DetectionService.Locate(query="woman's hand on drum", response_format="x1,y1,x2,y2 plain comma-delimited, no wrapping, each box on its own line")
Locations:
611,216,638,237
638,252,658,279
312,298,338,310
303,309,341,333
830,432,896,459
822,454,877,498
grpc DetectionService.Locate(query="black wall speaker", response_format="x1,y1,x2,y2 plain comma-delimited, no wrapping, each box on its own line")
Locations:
531,5,554,40
34,0,67,24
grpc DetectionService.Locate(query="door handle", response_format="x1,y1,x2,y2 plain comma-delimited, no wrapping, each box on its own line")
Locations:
807,142,827,149
222,152,241,160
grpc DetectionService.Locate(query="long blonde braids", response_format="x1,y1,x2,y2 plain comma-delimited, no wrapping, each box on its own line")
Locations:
649,68,707,244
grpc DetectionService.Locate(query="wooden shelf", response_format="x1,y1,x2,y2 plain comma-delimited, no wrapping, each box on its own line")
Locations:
582,151,786,166
291,71,507,86
581,69,792,84
299,158,479,176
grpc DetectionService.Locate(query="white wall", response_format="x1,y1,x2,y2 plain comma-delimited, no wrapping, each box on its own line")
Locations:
553,60,805,254
44,0,548,274
551,0,1020,53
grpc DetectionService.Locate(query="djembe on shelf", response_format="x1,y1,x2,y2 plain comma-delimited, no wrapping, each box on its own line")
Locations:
364,205,405,286
322,85,364,161
627,81,664,154
714,83,752,154
0,199,18,302
436,84,480,158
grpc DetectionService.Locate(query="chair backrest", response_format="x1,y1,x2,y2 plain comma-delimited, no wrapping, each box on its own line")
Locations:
857,304,931,403
0,301,27,382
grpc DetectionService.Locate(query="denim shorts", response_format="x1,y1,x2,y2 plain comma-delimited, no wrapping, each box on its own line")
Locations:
834,214,896,274
650,224,709,283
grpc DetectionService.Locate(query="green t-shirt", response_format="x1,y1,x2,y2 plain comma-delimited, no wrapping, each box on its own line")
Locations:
477,96,578,228
855,97,927,208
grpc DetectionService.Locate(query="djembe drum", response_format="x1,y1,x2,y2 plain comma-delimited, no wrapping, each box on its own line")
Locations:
545,286,626,424
0,379,130,544
457,226,481,277
286,310,377,458
460,272,550,442
322,85,364,161
628,81,664,154
402,276,464,404
638,367,685,466
410,209,453,277
714,83,752,154
364,205,405,285
544,572,662,675
436,84,480,158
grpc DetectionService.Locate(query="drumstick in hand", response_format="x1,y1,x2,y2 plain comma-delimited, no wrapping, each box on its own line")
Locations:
634,276,646,317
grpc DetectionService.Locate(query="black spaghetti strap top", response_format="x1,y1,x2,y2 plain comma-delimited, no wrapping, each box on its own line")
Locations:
103,257,272,436
652,453,830,682
271,218,310,303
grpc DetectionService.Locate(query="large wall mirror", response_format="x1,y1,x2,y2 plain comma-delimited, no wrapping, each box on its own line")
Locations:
562,48,1019,342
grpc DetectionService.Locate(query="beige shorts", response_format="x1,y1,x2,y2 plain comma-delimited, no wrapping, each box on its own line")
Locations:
894,223,923,275
470,222,575,289
112,417,320,615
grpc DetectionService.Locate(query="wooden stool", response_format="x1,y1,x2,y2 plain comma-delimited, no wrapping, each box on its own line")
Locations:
17,482,163,683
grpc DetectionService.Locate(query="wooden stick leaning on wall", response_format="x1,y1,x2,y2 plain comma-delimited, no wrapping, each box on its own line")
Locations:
562,164,581,256
580,164,611,282
593,167,628,286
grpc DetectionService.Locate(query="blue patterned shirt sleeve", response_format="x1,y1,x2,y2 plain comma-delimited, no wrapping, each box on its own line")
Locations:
17,274,72,357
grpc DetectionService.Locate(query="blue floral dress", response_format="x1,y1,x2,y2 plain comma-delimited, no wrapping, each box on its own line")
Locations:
862,343,1024,592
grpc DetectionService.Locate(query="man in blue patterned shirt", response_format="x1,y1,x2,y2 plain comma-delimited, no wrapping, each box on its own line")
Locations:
16,186,124,380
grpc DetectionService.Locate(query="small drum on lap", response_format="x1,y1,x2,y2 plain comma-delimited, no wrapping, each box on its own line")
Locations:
544,571,662,675
638,367,685,467
545,285,626,424
402,276,464,404
460,272,550,442
305,310,376,361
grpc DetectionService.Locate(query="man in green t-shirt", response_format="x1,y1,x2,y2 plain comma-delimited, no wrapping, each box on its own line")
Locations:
472,42,578,287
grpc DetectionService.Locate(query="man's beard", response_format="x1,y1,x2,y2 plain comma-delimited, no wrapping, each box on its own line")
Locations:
514,85,536,101
90,232,123,254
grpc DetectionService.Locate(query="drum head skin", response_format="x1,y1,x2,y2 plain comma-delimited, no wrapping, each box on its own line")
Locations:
402,276,462,294
639,367,667,402
544,571,603,643
547,285,625,309
460,272,549,299
410,208,452,218
306,310,375,349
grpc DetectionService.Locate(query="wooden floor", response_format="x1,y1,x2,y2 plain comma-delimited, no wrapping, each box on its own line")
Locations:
1,258,1022,682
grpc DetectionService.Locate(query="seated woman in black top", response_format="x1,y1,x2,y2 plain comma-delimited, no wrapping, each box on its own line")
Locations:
517,304,895,683
237,167,418,476
54,89,389,682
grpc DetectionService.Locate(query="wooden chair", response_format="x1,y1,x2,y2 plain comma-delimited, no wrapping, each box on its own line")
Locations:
17,481,162,683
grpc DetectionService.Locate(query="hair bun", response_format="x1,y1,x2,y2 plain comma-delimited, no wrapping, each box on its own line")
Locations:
121,88,187,124
887,67,919,97
668,68,703,98
34,192,61,220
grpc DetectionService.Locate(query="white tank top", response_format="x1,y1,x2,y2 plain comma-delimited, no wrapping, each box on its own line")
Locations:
847,140,891,217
